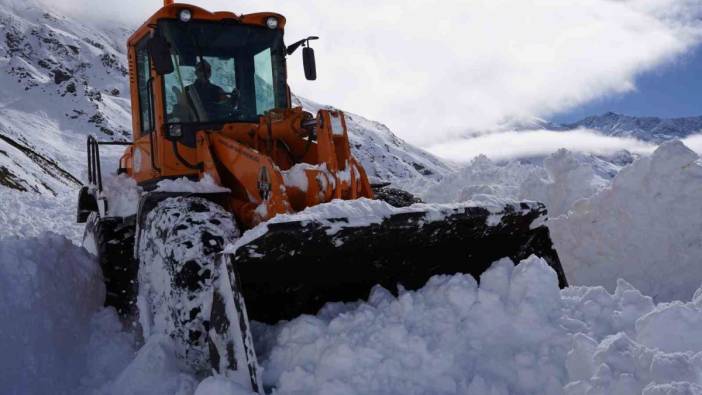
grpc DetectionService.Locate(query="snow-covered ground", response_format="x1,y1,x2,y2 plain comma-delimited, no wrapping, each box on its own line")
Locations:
4,237,702,394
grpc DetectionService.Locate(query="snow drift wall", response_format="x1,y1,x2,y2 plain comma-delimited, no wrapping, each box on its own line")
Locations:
0,233,134,394
422,149,623,218
256,257,702,395
550,141,702,302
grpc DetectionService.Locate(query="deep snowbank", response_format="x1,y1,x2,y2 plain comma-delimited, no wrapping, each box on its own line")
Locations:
256,258,702,395
429,141,702,303
422,149,627,217
0,233,134,394
0,188,84,242
551,141,702,301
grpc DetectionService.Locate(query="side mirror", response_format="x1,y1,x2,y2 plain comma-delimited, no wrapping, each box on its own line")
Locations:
287,36,319,81
303,46,316,81
147,34,174,75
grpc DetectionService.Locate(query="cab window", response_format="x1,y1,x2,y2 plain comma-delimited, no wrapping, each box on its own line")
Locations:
136,42,154,133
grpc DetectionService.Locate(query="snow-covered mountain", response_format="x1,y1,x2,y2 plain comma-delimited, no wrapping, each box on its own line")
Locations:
504,112,702,143
556,112,702,142
0,0,132,195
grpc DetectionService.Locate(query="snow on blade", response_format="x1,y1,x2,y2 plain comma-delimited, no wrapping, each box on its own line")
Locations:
154,174,230,194
225,197,515,254
254,258,702,395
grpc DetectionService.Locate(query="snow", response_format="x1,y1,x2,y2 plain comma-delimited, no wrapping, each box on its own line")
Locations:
225,197,514,255
102,173,141,217
519,149,613,217
0,0,132,193
195,376,257,395
253,257,702,394
3,230,702,394
0,233,135,394
154,174,230,194
550,141,702,302
281,163,320,192
636,302,702,353
422,149,626,217
0,187,83,242
425,141,702,303
106,335,197,395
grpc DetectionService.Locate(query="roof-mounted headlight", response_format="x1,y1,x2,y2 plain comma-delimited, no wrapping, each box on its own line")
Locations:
179,9,192,22
266,16,279,29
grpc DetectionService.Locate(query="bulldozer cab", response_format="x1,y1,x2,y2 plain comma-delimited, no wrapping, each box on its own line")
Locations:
126,6,296,142
155,19,288,124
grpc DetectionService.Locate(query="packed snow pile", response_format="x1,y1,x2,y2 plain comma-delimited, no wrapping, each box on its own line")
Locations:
253,257,702,395
421,154,547,204
0,187,83,241
0,233,135,394
519,149,621,217
550,141,702,302
423,149,629,217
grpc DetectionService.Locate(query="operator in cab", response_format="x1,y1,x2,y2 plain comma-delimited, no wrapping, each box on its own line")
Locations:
172,60,238,122
188,60,226,113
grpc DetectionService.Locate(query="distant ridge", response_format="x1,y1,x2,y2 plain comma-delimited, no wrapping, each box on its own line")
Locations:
556,112,702,142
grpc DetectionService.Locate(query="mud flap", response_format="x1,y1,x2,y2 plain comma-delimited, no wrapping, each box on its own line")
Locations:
209,254,263,394
232,202,567,324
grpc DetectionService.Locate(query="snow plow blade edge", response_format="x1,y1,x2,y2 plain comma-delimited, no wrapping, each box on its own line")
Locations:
231,202,567,323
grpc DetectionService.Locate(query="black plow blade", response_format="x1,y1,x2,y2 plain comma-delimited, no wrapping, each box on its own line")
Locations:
230,202,567,324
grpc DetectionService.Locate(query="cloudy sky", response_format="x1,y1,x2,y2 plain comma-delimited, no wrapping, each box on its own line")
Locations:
42,0,702,158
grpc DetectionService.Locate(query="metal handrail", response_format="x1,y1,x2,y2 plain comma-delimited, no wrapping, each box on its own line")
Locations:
86,135,131,192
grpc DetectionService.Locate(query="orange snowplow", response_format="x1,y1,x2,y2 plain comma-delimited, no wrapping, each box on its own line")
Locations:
77,2,566,392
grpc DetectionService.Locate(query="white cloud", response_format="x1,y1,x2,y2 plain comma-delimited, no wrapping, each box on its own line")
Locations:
38,0,702,147
681,134,702,153
428,129,657,162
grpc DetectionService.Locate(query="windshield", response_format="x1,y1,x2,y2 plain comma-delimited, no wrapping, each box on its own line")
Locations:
158,19,287,124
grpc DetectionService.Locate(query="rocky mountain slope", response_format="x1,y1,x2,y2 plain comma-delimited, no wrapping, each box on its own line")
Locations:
0,0,132,194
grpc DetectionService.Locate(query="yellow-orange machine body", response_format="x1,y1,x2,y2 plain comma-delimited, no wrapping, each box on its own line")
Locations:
119,3,372,229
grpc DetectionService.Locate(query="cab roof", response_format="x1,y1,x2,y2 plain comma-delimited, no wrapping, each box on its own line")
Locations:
128,3,286,46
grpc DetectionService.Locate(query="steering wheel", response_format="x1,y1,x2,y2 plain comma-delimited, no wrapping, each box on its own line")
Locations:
224,88,240,107
215,88,242,120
